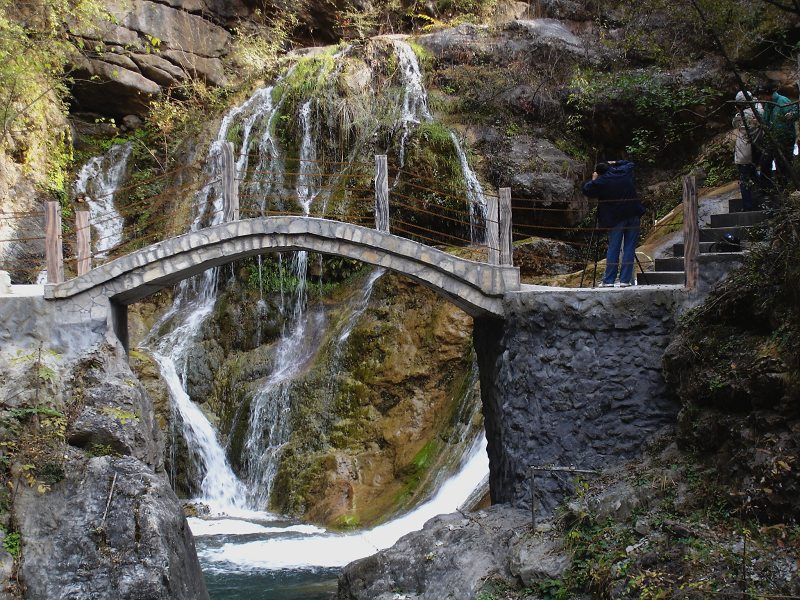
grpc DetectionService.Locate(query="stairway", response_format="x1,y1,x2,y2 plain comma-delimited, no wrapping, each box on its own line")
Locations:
637,198,766,286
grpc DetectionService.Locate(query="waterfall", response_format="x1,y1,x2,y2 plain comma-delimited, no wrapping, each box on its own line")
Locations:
41,142,133,282
194,433,489,570
392,39,432,173
391,40,487,244
449,132,488,245
240,99,321,507
143,48,489,565
145,87,283,512
73,142,133,257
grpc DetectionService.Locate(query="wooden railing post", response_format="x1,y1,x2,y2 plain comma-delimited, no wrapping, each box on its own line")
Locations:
487,193,500,265
499,187,513,266
682,175,699,289
375,154,389,232
75,209,91,276
222,141,239,222
44,200,64,284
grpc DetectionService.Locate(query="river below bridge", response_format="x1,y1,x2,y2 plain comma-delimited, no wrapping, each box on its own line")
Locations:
189,434,488,599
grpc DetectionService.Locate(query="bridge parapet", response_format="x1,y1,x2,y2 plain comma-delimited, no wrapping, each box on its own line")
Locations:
45,217,520,318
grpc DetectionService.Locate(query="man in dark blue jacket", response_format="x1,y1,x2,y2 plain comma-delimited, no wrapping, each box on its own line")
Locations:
582,160,646,287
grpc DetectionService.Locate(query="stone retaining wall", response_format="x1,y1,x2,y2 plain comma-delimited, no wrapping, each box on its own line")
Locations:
474,286,687,512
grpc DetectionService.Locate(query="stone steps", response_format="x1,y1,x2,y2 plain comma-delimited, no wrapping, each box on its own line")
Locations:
637,271,685,285
638,196,758,287
671,241,717,258
710,210,767,228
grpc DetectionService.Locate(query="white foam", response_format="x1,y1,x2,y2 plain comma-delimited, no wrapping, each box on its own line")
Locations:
199,434,488,570
189,518,324,537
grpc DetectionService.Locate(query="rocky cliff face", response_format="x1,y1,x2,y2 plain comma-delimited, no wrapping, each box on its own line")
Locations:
0,301,208,600
69,0,235,117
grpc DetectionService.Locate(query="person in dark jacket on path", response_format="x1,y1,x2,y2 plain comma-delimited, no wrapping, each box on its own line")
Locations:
582,160,646,287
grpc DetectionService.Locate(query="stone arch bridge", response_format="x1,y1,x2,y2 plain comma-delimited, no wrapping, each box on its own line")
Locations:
44,216,521,349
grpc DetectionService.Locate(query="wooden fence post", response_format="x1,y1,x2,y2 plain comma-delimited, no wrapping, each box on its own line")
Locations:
44,200,64,284
76,209,91,276
499,187,513,266
487,193,500,265
222,141,239,222
375,155,389,232
682,175,699,289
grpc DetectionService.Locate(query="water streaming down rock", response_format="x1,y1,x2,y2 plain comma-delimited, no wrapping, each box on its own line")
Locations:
193,433,489,571
72,142,133,257
145,87,285,511
35,143,134,283
392,39,488,244
142,47,489,580
450,131,488,245
241,99,320,508
392,39,432,174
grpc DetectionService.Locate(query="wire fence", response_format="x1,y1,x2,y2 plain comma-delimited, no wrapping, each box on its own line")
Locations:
0,154,690,286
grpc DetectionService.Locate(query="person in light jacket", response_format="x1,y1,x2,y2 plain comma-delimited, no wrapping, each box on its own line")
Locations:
732,90,762,211
582,160,646,287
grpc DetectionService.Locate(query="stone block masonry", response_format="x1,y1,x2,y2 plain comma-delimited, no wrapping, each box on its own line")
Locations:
474,286,687,513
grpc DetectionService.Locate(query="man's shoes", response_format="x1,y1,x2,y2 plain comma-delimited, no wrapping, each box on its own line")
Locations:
618,282,633,287
598,282,615,288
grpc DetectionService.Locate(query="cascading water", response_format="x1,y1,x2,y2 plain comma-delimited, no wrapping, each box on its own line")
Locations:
73,142,133,257
391,40,488,244
141,45,490,598
241,99,319,507
145,87,284,512
450,131,488,245
392,39,432,173
36,143,134,283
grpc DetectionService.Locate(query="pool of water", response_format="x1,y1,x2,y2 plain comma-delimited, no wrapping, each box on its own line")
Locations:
205,569,338,599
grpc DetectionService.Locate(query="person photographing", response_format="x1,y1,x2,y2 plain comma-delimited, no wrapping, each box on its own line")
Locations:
582,160,645,288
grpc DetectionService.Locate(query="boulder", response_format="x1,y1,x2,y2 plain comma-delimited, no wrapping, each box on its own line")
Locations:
513,237,584,277
509,533,571,586
16,455,209,600
337,505,530,599
131,54,187,87
68,0,232,116
419,18,593,62
160,50,227,87
66,346,164,470
489,135,582,215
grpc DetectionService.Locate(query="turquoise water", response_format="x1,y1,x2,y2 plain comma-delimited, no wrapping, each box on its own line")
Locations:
205,569,338,599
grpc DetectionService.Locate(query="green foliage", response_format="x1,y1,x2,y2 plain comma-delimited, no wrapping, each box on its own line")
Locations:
88,443,119,457
568,67,715,163
100,406,139,425
245,254,362,297
0,0,106,189
608,0,794,65
2,531,20,558
1,406,63,420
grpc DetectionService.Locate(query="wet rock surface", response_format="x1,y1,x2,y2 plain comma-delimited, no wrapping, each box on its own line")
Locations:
16,455,208,600
337,504,537,599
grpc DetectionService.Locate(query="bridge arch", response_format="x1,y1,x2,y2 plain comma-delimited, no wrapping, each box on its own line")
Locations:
44,217,520,347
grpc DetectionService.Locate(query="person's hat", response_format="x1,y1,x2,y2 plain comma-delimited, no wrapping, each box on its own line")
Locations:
735,90,752,103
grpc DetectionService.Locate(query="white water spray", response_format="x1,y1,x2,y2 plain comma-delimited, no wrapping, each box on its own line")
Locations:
392,40,487,243
193,433,489,570
73,142,133,257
